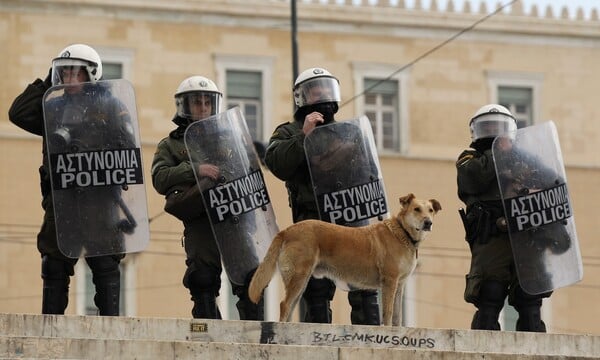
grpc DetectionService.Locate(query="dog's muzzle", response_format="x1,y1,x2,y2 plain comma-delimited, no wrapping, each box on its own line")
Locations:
421,219,433,231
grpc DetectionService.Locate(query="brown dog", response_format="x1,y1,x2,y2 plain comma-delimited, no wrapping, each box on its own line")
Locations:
248,193,441,326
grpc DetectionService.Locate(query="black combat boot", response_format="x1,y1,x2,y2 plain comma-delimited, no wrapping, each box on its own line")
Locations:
191,292,222,319
515,305,546,332
348,290,381,325
232,269,264,321
304,297,333,323
87,256,121,316
183,263,223,319
42,279,69,314
236,297,264,321
470,307,501,330
512,286,548,332
471,280,506,331
41,255,70,314
94,279,120,316
302,277,335,323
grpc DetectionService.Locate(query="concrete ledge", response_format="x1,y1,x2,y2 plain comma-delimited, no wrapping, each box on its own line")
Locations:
1,336,207,359
1,313,598,357
1,337,594,360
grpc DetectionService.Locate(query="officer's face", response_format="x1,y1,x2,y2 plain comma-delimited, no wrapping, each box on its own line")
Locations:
189,94,213,121
307,85,333,105
61,67,89,94
496,136,513,152
482,122,502,134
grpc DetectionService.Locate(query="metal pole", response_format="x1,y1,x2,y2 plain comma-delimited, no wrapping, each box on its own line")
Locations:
291,0,299,85
290,0,307,321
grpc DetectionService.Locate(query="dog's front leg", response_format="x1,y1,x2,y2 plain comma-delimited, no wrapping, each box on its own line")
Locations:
381,277,399,326
392,280,406,327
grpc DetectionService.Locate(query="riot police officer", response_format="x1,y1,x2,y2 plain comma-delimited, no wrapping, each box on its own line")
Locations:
151,76,264,320
456,104,550,332
8,44,127,315
265,67,381,325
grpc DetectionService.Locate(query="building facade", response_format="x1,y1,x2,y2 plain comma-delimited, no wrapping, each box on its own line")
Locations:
1,0,599,334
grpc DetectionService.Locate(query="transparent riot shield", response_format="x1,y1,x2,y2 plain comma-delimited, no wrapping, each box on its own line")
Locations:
493,121,583,295
43,79,150,258
305,116,389,227
184,107,279,286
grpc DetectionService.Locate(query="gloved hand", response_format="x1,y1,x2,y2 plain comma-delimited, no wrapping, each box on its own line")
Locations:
117,219,136,234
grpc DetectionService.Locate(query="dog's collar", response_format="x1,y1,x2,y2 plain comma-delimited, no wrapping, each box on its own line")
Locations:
383,218,419,251
399,221,419,247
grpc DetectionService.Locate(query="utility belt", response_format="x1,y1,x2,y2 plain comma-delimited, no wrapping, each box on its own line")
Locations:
459,201,507,247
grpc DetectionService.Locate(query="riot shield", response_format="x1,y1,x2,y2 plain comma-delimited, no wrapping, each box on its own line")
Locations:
492,121,583,295
184,107,279,286
304,116,389,227
43,79,150,258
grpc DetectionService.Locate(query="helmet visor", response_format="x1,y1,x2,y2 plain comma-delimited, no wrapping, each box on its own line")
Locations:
176,91,221,121
294,77,341,107
470,114,517,141
51,59,91,86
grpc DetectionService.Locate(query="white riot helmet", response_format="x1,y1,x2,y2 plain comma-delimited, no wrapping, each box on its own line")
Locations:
293,67,341,108
469,104,517,142
175,76,222,120
51,44,102,86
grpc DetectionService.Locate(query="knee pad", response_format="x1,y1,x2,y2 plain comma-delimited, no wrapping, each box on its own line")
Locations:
41,255,74,281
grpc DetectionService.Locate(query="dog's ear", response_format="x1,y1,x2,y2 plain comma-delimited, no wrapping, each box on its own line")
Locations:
429,199,442,213
399,193,415,207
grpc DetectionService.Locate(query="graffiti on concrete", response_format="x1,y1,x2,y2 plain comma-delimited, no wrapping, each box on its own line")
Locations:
310,331,436,348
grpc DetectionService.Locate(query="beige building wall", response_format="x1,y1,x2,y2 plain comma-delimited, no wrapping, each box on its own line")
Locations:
1,0,599,334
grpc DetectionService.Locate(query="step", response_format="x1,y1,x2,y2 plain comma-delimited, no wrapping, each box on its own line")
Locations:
1,313,598,357
0,336,593,360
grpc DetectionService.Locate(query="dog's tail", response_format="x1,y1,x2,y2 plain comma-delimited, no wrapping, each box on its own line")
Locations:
248,232,285,304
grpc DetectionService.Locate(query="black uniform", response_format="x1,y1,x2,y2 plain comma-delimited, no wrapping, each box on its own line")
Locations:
8,75,128,316
456,138,553,332
265,109,381,325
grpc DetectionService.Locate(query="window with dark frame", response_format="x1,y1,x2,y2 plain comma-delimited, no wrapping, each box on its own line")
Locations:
363,78,400,152
226,70,263,142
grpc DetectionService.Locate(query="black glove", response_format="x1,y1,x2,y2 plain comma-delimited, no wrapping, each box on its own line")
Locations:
117,219,136,234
